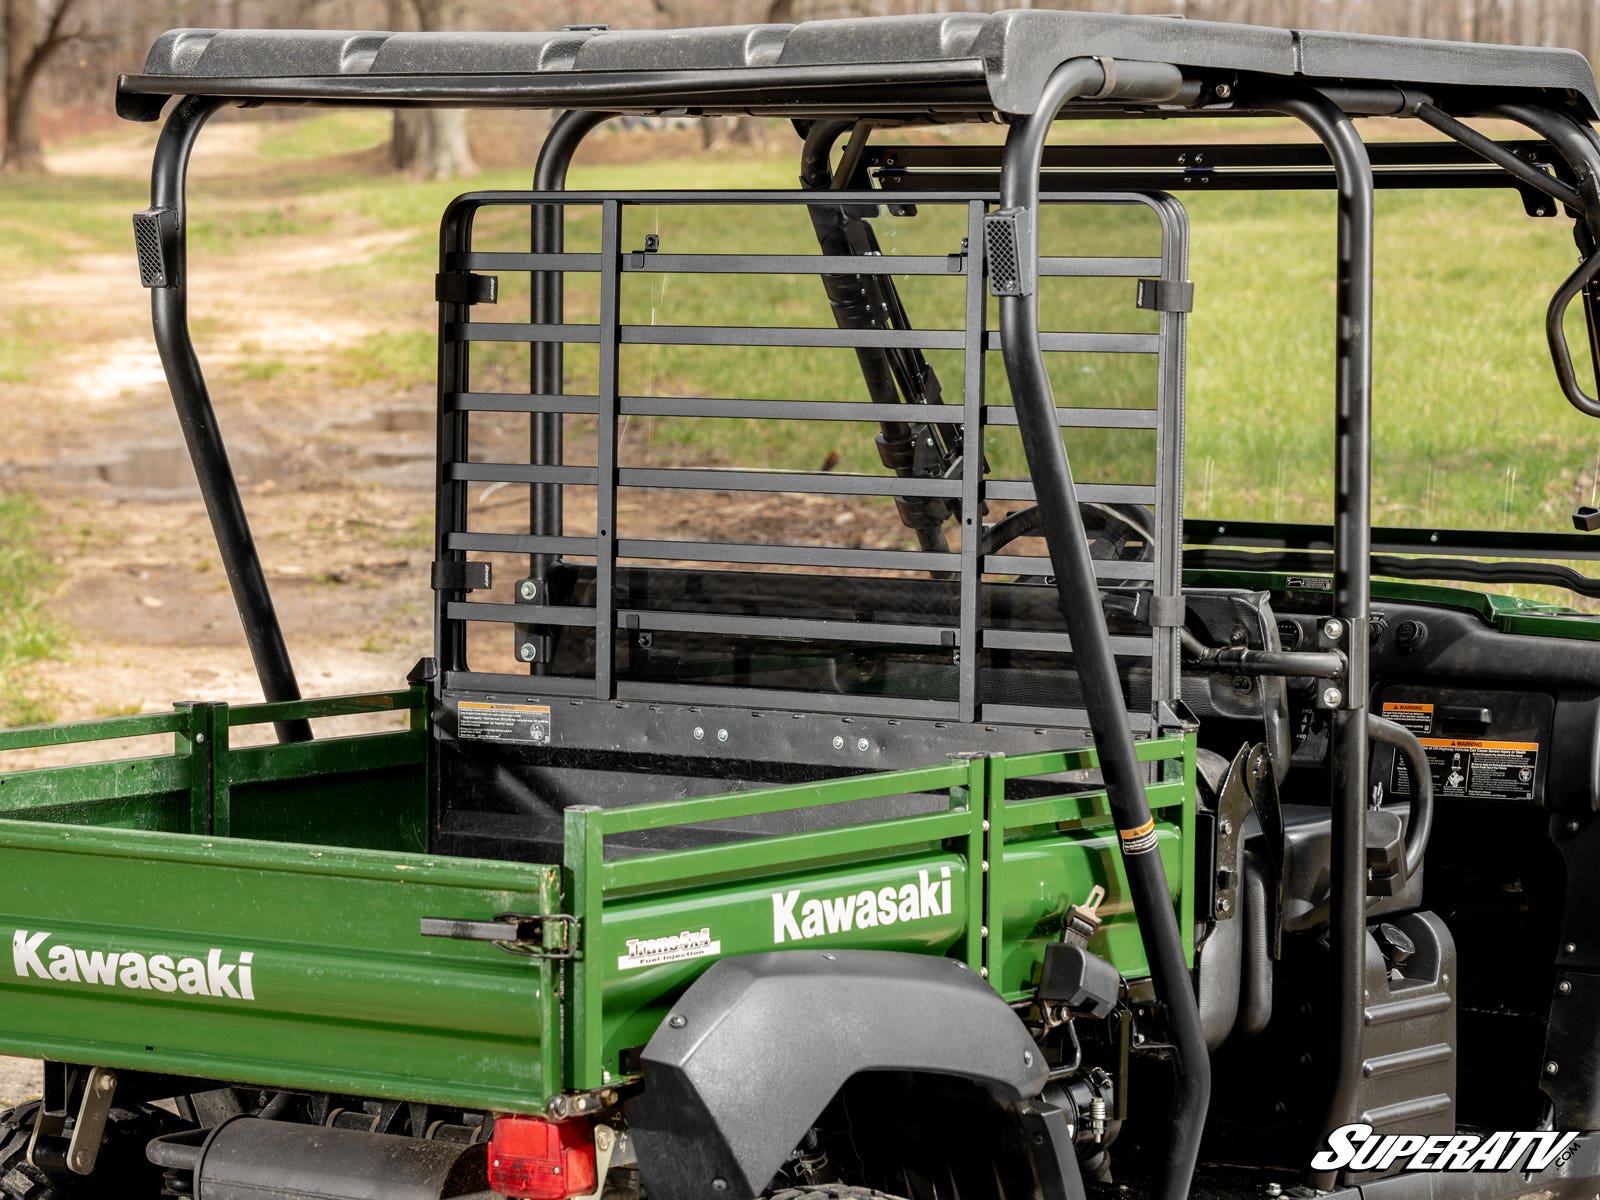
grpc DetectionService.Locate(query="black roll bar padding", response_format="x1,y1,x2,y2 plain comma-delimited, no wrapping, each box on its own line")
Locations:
530,110,616,586
1410,102,1585,212
995,56,1208,1200
1263,86,1375,1194
1367,714,1434,883
150,95,311,744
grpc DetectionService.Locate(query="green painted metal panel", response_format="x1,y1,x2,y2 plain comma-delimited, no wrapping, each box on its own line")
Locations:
0,819,560,1113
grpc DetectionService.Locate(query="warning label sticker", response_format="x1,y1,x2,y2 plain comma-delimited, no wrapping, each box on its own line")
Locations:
457,700,552,745
1380,701,1434,736
1392,735,1538,802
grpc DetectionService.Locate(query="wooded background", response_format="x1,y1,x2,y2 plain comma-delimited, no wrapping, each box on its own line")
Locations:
4,0,1599,173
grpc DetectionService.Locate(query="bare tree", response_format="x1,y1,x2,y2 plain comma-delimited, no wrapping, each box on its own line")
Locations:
3,0,82,173
387,0,477,178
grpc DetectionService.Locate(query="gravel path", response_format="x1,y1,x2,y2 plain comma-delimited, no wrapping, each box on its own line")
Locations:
0,1057,40,1107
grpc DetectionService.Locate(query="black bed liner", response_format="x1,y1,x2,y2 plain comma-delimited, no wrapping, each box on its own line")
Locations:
118,10,1599,121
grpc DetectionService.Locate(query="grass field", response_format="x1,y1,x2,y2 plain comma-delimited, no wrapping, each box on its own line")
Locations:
2,109,1597,640
0,494,62,725
149,109,1600,536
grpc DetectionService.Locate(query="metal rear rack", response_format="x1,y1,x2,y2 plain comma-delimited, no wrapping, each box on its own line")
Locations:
433,187,1188,730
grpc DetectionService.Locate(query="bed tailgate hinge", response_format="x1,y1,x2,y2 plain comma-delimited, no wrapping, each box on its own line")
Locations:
420,913,577,959
1136,278,1194,313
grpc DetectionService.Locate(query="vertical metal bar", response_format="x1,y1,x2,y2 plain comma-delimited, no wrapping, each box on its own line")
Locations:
982,754,1005,987
149,95,309,745
436,203,472,677
210,708,232,838
1268,89,1374,1191
1178,732,1197,968
564,804,606,1091
956,753,987,971
958,201,987,721
532,112,614,588
593,203,622,700
174,701,222,835
1152,196,1190,712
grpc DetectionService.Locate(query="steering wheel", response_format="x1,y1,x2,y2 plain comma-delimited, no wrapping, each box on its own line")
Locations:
979,503,1155,582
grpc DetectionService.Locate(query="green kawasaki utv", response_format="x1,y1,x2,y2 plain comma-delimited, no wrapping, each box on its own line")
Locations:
3,10,1600,1200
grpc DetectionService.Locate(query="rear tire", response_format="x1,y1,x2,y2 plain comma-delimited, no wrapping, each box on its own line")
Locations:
0,1099,176,1200
0,1103,56,1200
770,1188,909,1200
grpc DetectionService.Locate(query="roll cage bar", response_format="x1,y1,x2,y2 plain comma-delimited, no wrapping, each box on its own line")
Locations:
124,17,1600,1200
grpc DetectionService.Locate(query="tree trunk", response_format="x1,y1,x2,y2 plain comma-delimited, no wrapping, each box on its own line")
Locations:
2,0,49,174
387,0,478,179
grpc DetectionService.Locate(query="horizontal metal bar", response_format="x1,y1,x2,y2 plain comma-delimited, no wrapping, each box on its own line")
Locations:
979,703,1149,732
983,405,1158,428
0,710,191,752
1001,733,1186,779
448,463,597,485
617,678,962,721
619,468,961,498
623,253,966,277
983,481,1156,504
1184,518,1600,563
1040,256,1163,277
225,730,422,787
444,670,596,697
449,251,602,271
599,760,968,835
0,757,192,813
446,532,594,555
982,629,1154,656
621,324,966,350
983,331,1158,354
616,608,956,647
982,554,1158,580
445,602,599,628
450,321,600,344
454,188,1005,209
863,140,1555,171
226,690,422,727
603,809,970,892
618,396,967,423
1002,778,1187,828
876,168,1540,194
448,392,602,415
616,538,955,572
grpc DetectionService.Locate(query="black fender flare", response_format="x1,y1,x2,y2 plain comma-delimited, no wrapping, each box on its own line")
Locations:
627,950,1049,1200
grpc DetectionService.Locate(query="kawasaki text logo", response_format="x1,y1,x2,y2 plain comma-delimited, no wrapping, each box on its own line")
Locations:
1312,1124,1579,1173
13,931,256,1001
772,868,952,944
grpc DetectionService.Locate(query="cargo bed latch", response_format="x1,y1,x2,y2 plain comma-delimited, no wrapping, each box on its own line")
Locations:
420,912,576,958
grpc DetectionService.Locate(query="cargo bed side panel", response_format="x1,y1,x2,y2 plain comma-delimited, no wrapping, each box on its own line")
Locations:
0,820,561,1113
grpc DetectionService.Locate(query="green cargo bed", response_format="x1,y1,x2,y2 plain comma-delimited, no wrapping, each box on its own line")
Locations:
0,689,1193,1115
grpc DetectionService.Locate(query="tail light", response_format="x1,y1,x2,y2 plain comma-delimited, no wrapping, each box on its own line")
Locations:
488,1115,597,1200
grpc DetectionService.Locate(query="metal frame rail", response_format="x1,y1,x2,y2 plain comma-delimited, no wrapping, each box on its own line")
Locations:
433,187,1188,730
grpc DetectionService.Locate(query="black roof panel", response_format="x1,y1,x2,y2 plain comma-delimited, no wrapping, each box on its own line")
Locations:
121,10,1599,120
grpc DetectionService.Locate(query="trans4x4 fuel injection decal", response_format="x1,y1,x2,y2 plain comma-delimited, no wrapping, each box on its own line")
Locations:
1382,702,1538,802
12,931,256,1000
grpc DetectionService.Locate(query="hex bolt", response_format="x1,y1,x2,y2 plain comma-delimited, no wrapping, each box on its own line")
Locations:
71,1150,92,1173
518,642,538,663
518,581,538,601
637,632,653,649
1215,82,1233,99
195,732,206,744
97,1072,117,1095
711,1181,728,1193
857,738,870,752
1559,980,1573,994
692,726,705,741
1322,687,1343,707
595,1127,614,1153
1567,819,1580,833
1219,819,1232,837
832,736,845,749
1265,1185,1282,1198
717,728,729,743
1216,897,1231,915
1547,1061,1561,1075
669,1014,687,1028
1566,942,1578,955
1323,618,1345,640
1023,1051,1034,1067
980,967,989,978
